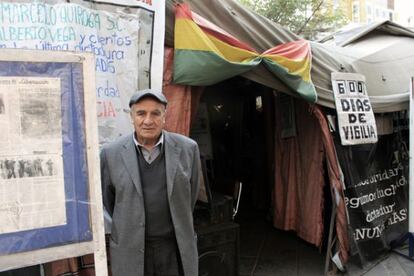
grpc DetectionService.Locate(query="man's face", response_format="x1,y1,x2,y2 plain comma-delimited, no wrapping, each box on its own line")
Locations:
130,97,166,147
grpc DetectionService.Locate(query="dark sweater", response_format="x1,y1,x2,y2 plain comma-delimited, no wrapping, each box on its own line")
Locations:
137,148,174,239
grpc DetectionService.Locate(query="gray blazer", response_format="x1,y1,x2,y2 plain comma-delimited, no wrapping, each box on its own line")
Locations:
100,130,201,276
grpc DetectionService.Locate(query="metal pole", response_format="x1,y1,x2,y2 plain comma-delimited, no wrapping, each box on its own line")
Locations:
410,77,414,233
324,198,337,276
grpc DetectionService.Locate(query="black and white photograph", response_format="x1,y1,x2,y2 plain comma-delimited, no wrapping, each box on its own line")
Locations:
20,92,61,139
0,157,56,180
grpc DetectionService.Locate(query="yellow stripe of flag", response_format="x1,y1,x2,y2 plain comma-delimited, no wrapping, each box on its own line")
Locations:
262,54,312,82
175,18,258,63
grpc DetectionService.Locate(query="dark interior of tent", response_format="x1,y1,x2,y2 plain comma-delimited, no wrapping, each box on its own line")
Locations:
193,77,273,211
191,76,330,275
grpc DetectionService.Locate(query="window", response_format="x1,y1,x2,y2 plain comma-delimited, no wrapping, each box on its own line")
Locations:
353,3,360,22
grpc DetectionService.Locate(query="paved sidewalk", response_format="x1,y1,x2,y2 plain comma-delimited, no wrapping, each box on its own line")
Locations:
237,210,414,276
345,248,414,276
237,211,325,276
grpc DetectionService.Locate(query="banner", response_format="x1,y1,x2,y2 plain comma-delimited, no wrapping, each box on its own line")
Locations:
0,0,165,144
331,72,377,145
334,113,408,261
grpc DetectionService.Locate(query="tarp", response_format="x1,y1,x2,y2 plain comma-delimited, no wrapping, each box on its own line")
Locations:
165,1,414,113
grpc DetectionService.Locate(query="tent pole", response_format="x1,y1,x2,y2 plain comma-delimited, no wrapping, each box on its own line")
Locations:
400,77,414,257
410,77,414,234
394,77,414,259
324,195,337,276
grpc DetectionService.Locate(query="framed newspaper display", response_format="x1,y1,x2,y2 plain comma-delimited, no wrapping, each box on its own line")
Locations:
0,49,107,275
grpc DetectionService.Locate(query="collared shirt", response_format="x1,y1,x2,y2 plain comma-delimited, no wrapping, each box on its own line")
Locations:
133,132,164,164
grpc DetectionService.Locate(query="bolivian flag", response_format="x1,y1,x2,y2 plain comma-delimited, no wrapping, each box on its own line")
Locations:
262,40,316,102
173,3,317,103
174,3,260,85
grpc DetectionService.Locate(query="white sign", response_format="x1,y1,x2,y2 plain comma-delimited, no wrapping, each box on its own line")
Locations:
331,72,378,145
0,0,165,144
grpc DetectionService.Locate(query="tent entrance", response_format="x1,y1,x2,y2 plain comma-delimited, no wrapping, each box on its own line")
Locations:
191,77,327,275
193,77,273,211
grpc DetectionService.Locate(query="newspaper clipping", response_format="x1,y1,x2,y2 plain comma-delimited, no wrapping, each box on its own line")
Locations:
0,77,66,234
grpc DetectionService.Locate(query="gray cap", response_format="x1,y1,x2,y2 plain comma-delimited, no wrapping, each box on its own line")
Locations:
129,89,168,107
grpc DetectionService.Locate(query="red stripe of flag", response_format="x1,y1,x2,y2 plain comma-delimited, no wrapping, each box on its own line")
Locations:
263,40,310,60
175,4,256,52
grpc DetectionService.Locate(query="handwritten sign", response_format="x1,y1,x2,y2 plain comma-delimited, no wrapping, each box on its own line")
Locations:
0,1,165,144
334,128,409,261
331,72,377,145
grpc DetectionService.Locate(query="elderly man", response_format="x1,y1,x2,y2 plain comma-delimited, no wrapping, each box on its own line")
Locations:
100,89,201,276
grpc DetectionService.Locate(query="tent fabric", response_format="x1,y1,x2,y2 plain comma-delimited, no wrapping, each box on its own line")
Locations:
273,98,325,247
317,21,414,112
273,100,350,263
309,42,410,113
165,0,414,113
319,20,414,46
271,94,350,263
173,4,317,102
312,106,350,264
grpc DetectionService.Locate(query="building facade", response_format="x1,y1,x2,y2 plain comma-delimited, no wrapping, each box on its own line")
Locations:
394,0,414,27
340,0,395,23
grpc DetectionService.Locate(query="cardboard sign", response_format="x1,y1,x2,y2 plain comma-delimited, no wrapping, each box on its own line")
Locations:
331,72,377,145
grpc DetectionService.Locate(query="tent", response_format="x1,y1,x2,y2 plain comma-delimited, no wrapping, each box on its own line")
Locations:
164,0,414,270
164,0,352,268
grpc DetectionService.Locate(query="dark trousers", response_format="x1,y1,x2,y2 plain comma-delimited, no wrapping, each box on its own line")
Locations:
144,238,184,276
